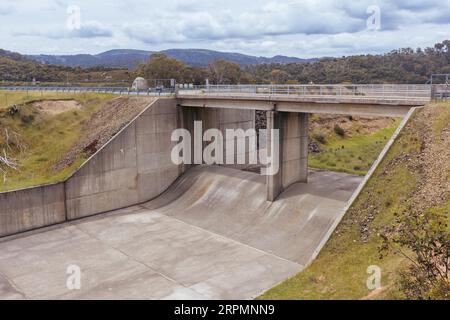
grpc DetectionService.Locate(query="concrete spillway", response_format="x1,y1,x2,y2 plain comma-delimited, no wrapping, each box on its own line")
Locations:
143,165,362,265
0,96,372,299
0,165,362,299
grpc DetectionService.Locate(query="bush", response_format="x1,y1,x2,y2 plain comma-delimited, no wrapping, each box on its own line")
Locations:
334,124,345,137
20,114,34,124
313,132,327,144
380,208,450,300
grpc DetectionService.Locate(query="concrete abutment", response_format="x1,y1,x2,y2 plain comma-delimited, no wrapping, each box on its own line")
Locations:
266,111,309,201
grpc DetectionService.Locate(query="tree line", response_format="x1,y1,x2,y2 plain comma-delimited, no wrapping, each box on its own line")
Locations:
1,40,449,85
137,40,450,85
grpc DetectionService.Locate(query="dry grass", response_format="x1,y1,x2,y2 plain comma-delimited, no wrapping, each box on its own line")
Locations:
0,92,153,192
260,103,450,300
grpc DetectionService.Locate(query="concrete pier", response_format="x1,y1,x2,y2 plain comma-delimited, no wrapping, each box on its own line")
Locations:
266,111,309,201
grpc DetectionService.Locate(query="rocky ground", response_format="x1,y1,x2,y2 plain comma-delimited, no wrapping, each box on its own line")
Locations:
358,104,449,242
259,102,450,300
53,96,154,171
410,105,450,212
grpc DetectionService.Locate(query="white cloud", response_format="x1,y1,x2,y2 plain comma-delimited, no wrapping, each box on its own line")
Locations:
0,3,15,15
67,21,114,38
1,0,449,57
14,21,113,39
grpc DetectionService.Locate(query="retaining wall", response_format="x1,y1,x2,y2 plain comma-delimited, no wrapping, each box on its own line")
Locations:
0,98,256,237
65,98,181,219
0,183,66,237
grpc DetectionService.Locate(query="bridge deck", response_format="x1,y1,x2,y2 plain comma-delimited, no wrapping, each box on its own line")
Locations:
177,84,430,117
0,84,432,107
177,92,429,106
178,84,431,106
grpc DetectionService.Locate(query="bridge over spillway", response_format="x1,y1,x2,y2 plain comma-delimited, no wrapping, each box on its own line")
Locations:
0,83,432,202
177,84,430,116
177,84,431,200
0,85,433,299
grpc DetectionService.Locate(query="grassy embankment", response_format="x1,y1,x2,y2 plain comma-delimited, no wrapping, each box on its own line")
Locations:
0,91,117,191
260,102,450,300
309,116,400,175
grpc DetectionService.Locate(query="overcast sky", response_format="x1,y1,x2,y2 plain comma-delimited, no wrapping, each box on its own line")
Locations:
1,0,449,57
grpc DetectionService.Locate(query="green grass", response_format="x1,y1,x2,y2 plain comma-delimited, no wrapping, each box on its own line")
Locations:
309,121,400,175
0,92,117,191
259,107,437,300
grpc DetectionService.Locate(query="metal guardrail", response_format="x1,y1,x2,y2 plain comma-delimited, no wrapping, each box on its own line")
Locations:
433,84,449,99
0,86,175,96
179,84,432,102
0,84,434,102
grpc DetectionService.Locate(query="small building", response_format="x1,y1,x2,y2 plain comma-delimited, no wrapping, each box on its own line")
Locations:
131,77,149,90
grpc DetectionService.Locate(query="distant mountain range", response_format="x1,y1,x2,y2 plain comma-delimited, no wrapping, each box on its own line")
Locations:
25,49,316,69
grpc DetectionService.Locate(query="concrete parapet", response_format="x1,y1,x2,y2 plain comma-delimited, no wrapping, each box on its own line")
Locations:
0,183,66,237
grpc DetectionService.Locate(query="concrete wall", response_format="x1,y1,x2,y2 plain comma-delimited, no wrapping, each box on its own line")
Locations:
280,112,309,188
0,98,256,237
178,106,256,170
136,99,182,203
65,98,182,220
0,183,66,237
266,111,309,201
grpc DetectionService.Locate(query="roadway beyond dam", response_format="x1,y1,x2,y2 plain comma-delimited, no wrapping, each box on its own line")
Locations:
0,165,362,299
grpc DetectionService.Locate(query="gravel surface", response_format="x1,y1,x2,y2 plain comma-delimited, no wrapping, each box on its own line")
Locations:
53,96,154,171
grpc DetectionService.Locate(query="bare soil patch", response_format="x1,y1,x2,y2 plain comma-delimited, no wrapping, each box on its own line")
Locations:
30,100,83,115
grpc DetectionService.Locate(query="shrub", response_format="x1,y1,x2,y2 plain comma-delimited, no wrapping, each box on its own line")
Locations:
334,124,345,137
381,208,450,300
20,114,34,124
313,132,327,144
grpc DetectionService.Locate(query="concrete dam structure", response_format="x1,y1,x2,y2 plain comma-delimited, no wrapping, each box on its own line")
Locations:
0,85,430,299
0,98,256,237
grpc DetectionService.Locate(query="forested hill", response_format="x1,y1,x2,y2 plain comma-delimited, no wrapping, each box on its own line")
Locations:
246,40,450,84
0,49,131,83
26,49,312,69
1,40,449,84
1,50,74,82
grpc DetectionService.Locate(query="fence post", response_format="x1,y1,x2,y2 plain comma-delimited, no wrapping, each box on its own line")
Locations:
431,85,436,101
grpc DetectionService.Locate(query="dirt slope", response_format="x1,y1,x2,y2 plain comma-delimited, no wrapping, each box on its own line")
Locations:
53,96,154,171
0,94,154,191
260,102,450,300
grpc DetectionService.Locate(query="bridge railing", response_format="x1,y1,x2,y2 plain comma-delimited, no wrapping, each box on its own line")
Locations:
179,84,432,102
0,86,175,95
433,84,449,99
0,84,433,102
